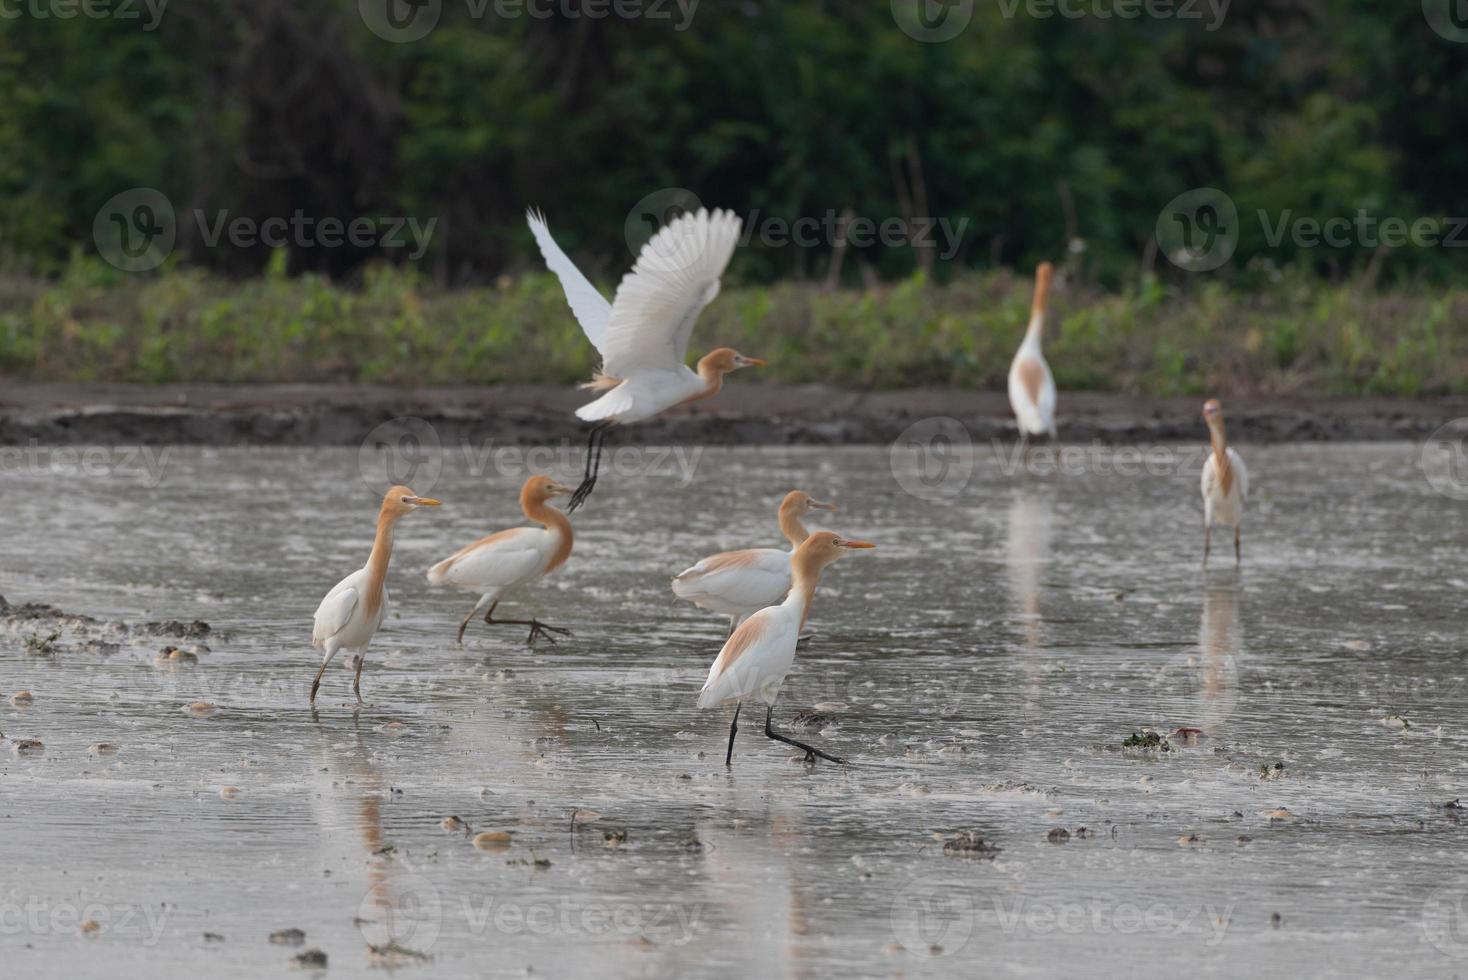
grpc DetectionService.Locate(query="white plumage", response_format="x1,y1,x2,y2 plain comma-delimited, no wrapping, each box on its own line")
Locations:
1008,262,1058,439
1199,399,1248,563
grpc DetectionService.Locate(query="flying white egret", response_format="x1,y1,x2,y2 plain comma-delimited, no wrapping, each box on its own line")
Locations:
697,531,875,767
1200,398,1248,563
310,485,441,704
426,475,576,645
526,206,763,510
1007,261,1058,445
672,490,836,636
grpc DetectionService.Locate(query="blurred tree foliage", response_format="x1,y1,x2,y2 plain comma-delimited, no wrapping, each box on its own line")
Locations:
0,0,1464,287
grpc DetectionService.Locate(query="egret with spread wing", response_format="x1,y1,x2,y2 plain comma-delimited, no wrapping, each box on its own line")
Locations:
310,486,440,704
427,475,576,645
527,207,762,511
672,490,836,636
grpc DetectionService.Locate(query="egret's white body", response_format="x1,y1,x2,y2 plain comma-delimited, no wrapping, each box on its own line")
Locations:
527,207,763,509
1199,399,1248,563
1008,262,1057,439
697,532,875,767
672,491,835,632
309,486,440,703
427,476,575,644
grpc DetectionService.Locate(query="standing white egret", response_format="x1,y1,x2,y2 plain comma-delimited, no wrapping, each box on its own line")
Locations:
697,531,875,767
1007,261,1058,445
526,207,763,511
426,475,576,645
672,490,837,635
310,486,441,704
1200,398,1248,564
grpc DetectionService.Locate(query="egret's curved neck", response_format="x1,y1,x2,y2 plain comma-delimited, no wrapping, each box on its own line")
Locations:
786,552,827,630
685,356,727,403
1026,268,1050,346
364,510,400,618
523,492,574,572
1207,418,1229,461
777,506,810,548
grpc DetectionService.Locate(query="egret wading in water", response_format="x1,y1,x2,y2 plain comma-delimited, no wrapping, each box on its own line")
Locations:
672,490,837,636
310,486,441,704
526,207,762,511
697,531,875,767
426,475,576,645
1200,398,1248,564
1007,261,1058,452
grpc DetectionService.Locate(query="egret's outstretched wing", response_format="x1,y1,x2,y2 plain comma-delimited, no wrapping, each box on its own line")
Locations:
600,208,742,378
526,209,613,354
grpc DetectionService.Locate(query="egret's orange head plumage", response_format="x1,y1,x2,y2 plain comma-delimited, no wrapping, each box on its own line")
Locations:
699,347,766,376
381,485,441,519
520,474,574,505
780,490,837,517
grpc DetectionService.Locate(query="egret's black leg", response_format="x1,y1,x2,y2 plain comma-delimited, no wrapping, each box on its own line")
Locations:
1234,526,1241,564
568,422,612,513
1203,523,1212,565
725,702,741,766
309,659,329,704
352,654,364,703
485,601,572,645
763,705,845,765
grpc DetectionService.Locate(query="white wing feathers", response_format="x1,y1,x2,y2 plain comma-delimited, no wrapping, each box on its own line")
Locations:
312,580,360,649
600,208,743,379
526,209,613,355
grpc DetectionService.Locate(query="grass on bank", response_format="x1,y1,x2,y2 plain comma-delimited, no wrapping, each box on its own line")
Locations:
1,254,1465,397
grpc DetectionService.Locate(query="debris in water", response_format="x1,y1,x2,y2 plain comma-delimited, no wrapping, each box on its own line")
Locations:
88,743,119,756
80,919,100,935
11,739,43,756
789,711,838,732
11,691,34,706
1177,834,1204,846
441,816,472,836
220,786,241,800
1379,714,1409,731
368,941,431,963
24,629,61,655
203,932,226,943
1259,762,1286,781
603,829,628,848
1173,727,1204,746
1122,730,1172,753
269,928,307,946
1047,827,1071,844
378,721,408,736
291,949,327,969
942,831,1000,858
473,831,513,851
1264,808,1296,823
183,702,217,718
155,646,198,666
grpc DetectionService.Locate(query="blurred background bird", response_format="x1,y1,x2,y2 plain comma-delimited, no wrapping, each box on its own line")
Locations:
1201,398,1248,564
672,490,837,636
310,486,440,704
426,475,576,645
1008,261,1058,450
527,207,762,510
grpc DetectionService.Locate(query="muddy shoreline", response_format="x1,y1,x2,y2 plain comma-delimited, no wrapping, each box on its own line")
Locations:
1,381,1461,445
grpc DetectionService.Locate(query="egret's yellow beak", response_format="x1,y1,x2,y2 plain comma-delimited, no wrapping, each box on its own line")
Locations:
548,483,576,497
840,539,876,549
406,496,441,507
738,356,767,368
809,499,838,511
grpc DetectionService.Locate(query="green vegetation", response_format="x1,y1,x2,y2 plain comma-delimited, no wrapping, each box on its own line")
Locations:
3,260,1464,395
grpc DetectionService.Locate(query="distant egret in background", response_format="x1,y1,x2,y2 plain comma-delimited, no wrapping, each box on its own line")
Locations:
1200,399,1248,563
672,490,837,636
427,475,576,645
310,486,440,704
526,207,762,511
1008,261,1058,445
697,531,875,767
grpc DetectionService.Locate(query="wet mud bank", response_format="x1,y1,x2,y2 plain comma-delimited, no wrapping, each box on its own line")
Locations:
1,381,1463,446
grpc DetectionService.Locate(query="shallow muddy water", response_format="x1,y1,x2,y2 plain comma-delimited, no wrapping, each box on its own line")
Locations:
2,443,1467,979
